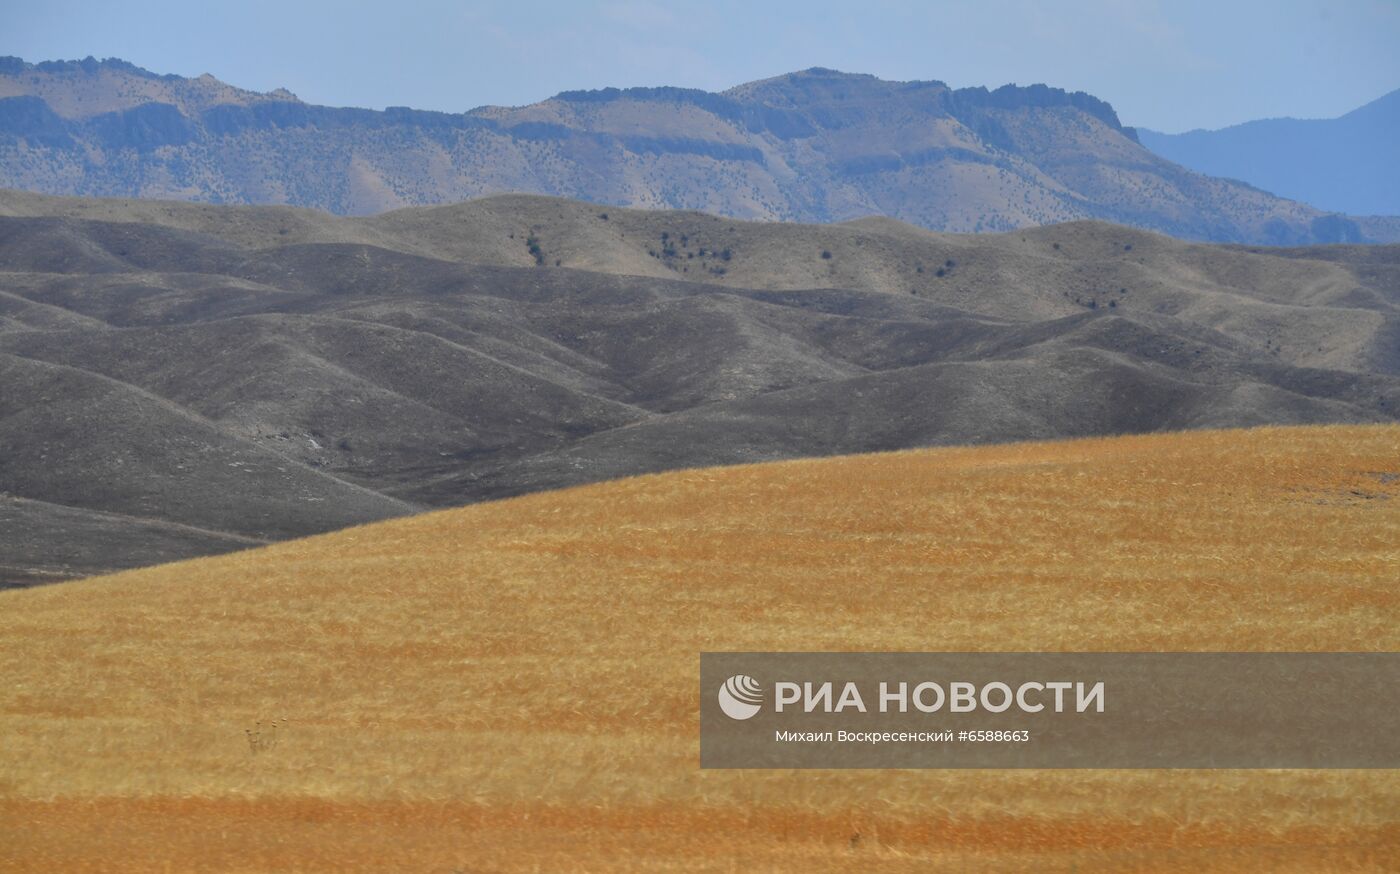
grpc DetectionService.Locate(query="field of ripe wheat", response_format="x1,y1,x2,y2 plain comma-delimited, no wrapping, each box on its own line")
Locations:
2,425,1398,872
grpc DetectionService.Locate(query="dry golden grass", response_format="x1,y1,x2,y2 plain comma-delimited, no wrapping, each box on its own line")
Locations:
2,425,1398,872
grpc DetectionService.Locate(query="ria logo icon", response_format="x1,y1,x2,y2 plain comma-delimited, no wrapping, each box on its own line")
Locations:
718,674,763,720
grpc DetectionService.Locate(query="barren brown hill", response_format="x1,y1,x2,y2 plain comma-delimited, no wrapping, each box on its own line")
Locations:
0,58,1387,243
1,191,1398,585
2,426,1397,871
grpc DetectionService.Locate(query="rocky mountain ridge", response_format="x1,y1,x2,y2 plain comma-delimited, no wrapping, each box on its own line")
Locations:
0,57,1384,243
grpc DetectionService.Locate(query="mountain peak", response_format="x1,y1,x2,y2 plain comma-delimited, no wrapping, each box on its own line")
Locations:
0,55,175,80
783,66,878,80
1342,86,1400,122
723,67,942,103
0,55,298,120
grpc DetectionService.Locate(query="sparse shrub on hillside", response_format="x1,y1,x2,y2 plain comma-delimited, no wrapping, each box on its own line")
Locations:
598,213,608,221
720,248,732,261
245,718,286,754
935,267,946,277
821,250,832,260
526,233,544,266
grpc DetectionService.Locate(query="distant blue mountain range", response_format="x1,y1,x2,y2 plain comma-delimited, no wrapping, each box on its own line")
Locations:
1138,89,1400,217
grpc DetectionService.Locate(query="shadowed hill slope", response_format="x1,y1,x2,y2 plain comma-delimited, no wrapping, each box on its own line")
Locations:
2,426,1397,870
0,58,1385,243
1,193,1399,583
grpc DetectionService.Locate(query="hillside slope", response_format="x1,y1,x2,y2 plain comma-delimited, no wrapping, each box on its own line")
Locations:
2,191,1399,584
2,426,1397,871
1139,88,1400,219
0,57,1379,243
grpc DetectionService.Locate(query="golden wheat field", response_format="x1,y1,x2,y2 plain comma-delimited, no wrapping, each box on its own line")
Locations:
2,425,1398,872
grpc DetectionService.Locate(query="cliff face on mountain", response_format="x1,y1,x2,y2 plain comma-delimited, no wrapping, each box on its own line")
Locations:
0,57,1376,243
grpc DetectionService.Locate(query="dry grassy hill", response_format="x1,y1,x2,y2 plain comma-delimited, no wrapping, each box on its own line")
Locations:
4,189,1397,364
2,425,1397,872
2,190,1399,585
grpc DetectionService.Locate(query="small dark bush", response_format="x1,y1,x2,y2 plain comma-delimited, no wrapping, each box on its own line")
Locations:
821,250,832,260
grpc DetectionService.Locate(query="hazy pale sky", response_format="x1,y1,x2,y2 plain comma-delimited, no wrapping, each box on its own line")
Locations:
3,0,1398,132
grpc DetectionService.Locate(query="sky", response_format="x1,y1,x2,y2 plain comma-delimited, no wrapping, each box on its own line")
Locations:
2,0,1398,133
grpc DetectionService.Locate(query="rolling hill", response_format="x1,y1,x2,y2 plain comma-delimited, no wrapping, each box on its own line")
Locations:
1139,88,1400,219
0,57,1386,243
1,425,1397,871
2,190,1400,585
